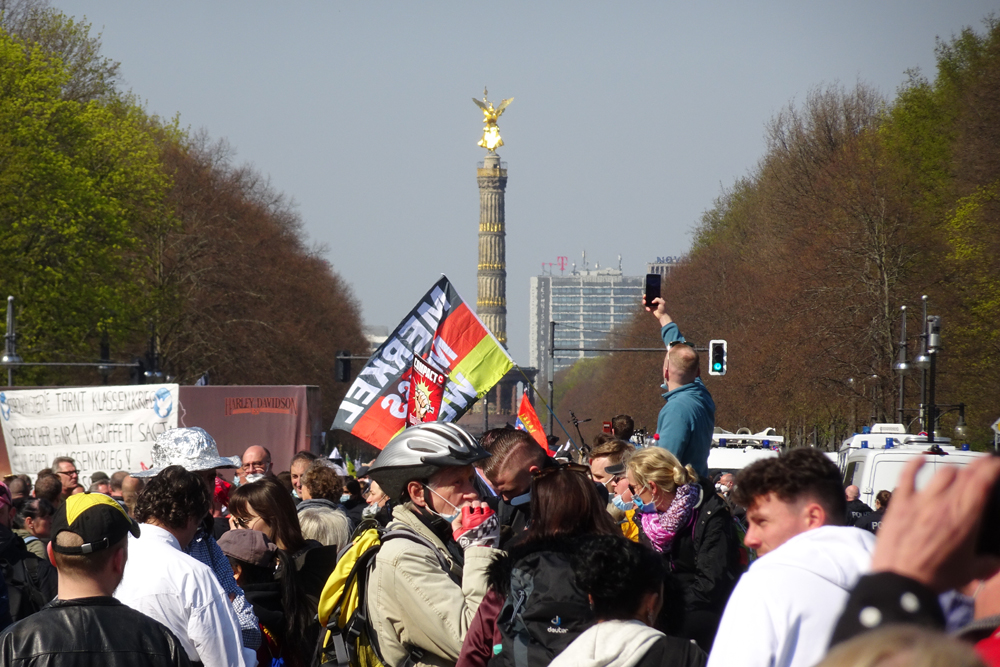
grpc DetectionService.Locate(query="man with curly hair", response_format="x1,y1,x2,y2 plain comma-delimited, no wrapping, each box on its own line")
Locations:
116,465,248,667
707,448,875,667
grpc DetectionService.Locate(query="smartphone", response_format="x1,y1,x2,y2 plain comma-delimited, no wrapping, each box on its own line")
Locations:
644,273,661,309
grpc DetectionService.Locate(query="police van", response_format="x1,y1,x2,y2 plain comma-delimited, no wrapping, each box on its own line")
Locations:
708,428,783,475
838,423,984,509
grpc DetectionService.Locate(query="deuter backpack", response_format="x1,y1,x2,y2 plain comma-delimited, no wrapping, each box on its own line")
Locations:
312,523,450,667
488,549,593,667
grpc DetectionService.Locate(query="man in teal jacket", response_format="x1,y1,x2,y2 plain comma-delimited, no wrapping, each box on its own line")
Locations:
648,296,715,479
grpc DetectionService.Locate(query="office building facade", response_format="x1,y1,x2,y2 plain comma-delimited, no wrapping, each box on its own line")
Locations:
529,268,643,386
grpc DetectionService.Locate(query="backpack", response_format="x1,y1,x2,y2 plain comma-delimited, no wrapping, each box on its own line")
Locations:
312,522,451,667
488,549,593,667
1,555,47,621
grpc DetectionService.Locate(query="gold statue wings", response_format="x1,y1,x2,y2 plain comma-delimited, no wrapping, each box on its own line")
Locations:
474,88,512,152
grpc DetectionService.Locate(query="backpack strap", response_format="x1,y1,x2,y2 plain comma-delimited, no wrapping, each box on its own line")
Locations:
381,528,451,573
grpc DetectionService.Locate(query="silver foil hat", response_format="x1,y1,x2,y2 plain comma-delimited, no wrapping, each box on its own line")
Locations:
130,427,241,477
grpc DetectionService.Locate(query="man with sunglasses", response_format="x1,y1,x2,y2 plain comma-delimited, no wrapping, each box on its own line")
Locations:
646,296,716,480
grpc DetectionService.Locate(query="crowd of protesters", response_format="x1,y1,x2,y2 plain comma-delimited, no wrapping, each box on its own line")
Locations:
0,298,999,666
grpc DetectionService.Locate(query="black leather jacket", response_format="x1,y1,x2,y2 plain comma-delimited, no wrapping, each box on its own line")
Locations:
0,596,191,666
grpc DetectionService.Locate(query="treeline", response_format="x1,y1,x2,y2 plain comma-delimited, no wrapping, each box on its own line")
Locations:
0,1,367,422
557,17,1000,449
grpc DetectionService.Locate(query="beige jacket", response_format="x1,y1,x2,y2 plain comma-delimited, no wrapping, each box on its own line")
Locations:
368,503,497,667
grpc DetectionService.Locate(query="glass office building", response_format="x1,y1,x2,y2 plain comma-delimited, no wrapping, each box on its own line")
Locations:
529,268,643,386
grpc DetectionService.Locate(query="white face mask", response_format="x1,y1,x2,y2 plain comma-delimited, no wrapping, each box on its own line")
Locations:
424,484,463,523
716,483,731,494
245,473,265,484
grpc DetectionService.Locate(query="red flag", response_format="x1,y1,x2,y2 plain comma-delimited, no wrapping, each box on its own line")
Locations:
515,391,548,451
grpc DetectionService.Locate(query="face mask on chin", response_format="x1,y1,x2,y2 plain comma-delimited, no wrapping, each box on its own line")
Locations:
632,491,659,514
424,484,462,524
611,494,634,511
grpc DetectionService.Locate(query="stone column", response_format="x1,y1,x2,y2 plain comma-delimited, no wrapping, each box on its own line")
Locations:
477,153,508,345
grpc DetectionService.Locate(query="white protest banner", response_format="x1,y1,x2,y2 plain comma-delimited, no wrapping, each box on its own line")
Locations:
0,384,179,486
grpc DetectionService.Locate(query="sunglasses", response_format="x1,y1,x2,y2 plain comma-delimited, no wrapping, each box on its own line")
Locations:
531,462,590,480
232,516,253,529
667,340,694,350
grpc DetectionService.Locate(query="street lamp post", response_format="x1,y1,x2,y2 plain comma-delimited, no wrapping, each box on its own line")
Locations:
2,296,23,387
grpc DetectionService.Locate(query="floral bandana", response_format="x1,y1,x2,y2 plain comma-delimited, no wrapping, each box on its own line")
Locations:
640,483,701,553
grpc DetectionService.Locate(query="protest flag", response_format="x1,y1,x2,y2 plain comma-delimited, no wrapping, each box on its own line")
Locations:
332,276,513,449
514,390,549,451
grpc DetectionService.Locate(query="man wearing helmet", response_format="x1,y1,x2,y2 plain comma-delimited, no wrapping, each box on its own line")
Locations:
367,422,501,667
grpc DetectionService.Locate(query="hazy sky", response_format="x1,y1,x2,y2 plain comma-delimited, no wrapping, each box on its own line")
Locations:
53,1,997,365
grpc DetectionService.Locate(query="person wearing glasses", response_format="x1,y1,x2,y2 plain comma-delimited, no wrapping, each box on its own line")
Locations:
626,447,741,653
51,456,80,500
645,297,715,480
15,498,55,559
238,446,274,486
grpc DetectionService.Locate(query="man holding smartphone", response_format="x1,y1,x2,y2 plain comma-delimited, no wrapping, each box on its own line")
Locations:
646,293,715,479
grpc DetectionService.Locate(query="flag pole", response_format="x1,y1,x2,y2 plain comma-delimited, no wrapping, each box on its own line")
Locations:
512,363,582,455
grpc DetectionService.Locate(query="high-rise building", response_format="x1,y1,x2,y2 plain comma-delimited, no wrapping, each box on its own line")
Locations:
529,265,643,386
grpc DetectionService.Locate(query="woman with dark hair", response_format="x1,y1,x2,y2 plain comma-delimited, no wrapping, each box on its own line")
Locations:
218,529,315,667
458,463,620,667
550,535,706,667
15,498,54,558
229,478,338,608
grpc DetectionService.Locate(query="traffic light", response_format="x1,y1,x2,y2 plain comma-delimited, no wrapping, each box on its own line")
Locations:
335,351,351,382
709,340,727,376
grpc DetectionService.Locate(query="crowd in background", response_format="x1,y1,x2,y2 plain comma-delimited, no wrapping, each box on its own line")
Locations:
0,295,997,666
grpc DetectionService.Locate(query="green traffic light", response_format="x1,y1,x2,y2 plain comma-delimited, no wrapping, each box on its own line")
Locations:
713,362,722,371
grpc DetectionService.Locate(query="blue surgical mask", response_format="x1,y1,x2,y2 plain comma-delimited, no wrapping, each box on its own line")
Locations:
340,494,351,504
633,492,658,514
508,491,531,507
611,494,635,511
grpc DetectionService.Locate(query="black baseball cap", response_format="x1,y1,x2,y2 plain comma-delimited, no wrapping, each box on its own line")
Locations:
604,462,627,476
51,492,141,555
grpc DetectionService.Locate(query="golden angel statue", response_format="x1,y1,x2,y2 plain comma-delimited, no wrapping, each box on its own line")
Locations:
473,87,513,153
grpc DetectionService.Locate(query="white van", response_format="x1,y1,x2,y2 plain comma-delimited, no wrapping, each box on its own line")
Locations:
839,423,985,508
708,428,782,474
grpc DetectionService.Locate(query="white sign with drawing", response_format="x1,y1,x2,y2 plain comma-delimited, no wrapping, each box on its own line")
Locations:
0,384,179,486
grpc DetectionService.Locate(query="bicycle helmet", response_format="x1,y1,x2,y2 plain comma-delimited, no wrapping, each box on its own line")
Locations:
367,422,490,501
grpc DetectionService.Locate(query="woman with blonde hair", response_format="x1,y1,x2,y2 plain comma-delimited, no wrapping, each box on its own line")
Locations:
626,447,740,652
